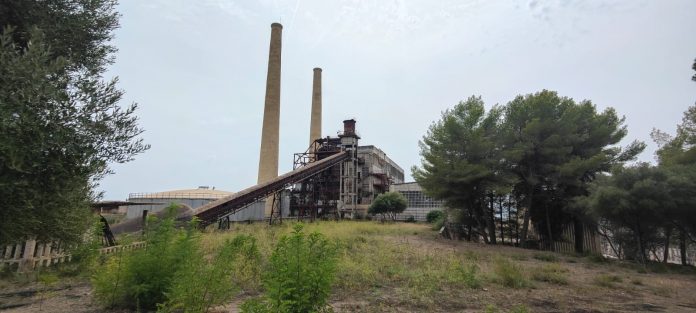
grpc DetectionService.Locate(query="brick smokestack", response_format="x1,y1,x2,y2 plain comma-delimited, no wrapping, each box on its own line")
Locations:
308,67,322,147
258,23,282,186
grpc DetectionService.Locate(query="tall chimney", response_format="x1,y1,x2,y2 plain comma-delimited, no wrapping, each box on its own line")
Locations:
308,68,322,147
258,23,282,186
258,23,282,217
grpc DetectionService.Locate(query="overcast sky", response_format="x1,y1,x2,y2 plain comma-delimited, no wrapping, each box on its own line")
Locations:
100,0,696,200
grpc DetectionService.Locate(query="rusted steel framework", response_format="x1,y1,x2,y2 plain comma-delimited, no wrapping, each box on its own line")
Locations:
290,137,343,221
194,151,350,227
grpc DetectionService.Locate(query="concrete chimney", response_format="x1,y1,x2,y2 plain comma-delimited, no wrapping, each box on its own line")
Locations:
308,68,322,147
258,22,282,185
258,23,282,216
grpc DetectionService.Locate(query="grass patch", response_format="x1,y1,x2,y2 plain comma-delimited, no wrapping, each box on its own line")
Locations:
593,274,623,288
530,263,569,285
533,253,559,262
510,254,528,261
492,257,530,288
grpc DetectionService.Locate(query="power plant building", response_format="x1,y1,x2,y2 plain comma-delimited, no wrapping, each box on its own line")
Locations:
125,186,233,219
390,182,446,221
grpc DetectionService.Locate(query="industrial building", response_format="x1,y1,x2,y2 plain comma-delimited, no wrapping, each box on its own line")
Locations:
390,182,446,221
112,23,405,227
124,186,234,219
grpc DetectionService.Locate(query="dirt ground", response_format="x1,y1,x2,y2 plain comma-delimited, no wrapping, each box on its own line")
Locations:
2,231,696,313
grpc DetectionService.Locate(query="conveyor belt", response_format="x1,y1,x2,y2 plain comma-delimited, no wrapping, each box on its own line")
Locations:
194,151,349,226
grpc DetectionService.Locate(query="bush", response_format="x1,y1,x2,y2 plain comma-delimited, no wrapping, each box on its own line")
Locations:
405,215,416,223
93,208,259,312
426,210,444,223
368,192,408,221
161,235,260,313
493,258,529,288
432,215,446,231
242,224,338,313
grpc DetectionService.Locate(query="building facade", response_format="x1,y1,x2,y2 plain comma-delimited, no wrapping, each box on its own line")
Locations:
390,182,445,221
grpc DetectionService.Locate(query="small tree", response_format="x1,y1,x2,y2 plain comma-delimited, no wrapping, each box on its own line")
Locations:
369,192,408,221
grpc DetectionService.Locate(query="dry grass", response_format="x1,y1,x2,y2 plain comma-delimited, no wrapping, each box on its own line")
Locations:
2,221,696,313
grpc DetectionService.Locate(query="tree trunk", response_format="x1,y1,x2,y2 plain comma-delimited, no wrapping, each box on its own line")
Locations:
500,197,505,244
520,191,532,248
544,205,553,251
663,227,672,264
466,210,473,241
515,197,520,246
680,229,688,266
574,219,584,254
487,195,497,245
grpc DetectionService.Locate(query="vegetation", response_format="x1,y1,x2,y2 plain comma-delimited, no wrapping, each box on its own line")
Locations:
241,224,338,313
92,210,259,312
426,210,444,223
492,257,529,288
368,191,408,221
413,91,643,251
0,0,148,245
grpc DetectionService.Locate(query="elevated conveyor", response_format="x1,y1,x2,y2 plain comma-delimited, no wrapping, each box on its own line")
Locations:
194,151,350,227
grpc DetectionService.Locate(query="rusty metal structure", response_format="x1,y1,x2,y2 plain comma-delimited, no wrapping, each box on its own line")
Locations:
289,119,360,221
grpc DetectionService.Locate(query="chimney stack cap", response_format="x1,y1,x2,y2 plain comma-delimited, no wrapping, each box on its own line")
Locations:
313,67,322,72
271,22,283,29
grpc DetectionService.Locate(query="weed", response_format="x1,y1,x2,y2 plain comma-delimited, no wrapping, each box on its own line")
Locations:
593,274,623,288
630,277,643,285
510,254,528,261
533,253,559,262
447,261,481,289
493,257,529,288
530,264,568,285
160,234,260,313
241,224,338,313
509,304,531,313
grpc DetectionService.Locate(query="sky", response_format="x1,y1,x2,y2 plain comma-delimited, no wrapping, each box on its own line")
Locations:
100,0,696,200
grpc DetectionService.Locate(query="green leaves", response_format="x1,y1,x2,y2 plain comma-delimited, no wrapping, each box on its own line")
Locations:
368,191,408,220
0,18,148,244
242,224,338,313
413,90,639,246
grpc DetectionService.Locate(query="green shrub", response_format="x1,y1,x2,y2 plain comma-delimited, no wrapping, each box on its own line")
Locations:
432,215,446,231
242,224,338,313
160,234,260,313
530,264,568,285
92,210,257,312
493,258,529,288
532,253,559,262
92,215,197,310
426,210,444,223
405,215,416,223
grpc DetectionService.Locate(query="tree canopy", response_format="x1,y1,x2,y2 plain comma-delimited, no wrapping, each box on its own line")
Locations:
413,90,642,250
368,192,408,221
0,0,148,245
